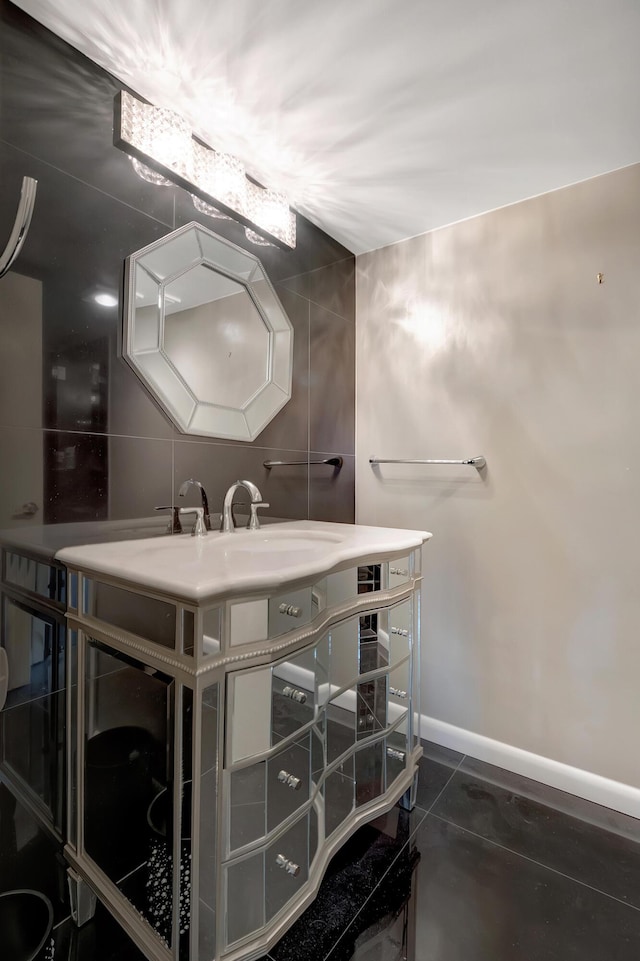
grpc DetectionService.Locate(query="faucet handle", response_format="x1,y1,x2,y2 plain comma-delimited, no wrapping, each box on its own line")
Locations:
154,506,182,533
248,502,270,531
179,506,207,537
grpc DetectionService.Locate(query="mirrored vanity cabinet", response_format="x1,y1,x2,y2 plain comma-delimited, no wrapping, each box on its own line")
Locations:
56,521,431,961
0,543,68,839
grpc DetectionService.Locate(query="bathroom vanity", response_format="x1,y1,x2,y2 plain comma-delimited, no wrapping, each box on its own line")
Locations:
56,520,431,961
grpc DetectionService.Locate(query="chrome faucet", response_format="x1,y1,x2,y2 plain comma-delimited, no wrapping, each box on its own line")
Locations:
178,478,211,531
221,480,269,533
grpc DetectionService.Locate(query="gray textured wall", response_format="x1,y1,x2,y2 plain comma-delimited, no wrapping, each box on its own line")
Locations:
356,163,640,789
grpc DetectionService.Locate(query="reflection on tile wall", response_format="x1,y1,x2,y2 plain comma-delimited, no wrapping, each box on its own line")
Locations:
0,0,355,532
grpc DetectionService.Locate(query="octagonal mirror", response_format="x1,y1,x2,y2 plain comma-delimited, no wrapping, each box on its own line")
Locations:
123,222,293,441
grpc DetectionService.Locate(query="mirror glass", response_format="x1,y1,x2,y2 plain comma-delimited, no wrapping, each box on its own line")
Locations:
123,222,293,441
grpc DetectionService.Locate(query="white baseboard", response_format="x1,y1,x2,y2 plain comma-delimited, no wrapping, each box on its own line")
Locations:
420,714,640,821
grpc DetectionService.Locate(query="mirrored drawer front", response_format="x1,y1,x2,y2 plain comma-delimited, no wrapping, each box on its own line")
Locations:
82,579,176,650
266,808,317,923
328,598,413,695
4,552,66,605
385,727,410,790
325,671,409,767
228,587,317,649
228,563,409,650
268,587,314,638
228,733,318,855
271,567,370,638
224,807,318,948
386,553,417,589
228,641,327,763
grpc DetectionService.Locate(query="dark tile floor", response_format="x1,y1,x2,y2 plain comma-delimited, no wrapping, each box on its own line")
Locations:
2,742,640,960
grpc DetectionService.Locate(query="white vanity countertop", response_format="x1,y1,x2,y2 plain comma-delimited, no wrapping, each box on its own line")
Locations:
55,520,432,602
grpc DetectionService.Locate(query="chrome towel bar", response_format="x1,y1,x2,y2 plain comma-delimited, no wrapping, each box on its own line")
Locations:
370,455,486,469
0,176,38,279
264,456,343,469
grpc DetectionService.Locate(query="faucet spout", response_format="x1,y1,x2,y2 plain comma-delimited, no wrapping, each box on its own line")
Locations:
221,479,266,533
178,478,211,531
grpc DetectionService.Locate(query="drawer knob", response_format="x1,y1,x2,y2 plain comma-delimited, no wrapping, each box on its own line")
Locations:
279,603,302,618
387,746,406,763
390,627,409,636
389,686,407,699
275,853,300,877
282,685,307,704
390,567,409,577
277,769,302,791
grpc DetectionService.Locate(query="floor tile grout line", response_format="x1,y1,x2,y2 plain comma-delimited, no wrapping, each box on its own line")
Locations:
422,752,467,816
320,806,429,961
430,811,640,915
319,756,468,961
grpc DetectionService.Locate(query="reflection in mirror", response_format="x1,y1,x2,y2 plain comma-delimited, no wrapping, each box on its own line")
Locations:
271,648,315,744
230,668,271,762
378,601,412,669
229,760,266,852
326,690,357,765
328,617,359,693
266,734,311,832
355,740,385,808
315,634,331,710
124,222,293,441
163,267,270,409
265,810,314,922
83,640,172,939
226,852,265,945
324,756,355,837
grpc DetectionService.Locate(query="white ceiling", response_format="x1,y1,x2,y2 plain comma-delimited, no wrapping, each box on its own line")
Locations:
13,0,640,254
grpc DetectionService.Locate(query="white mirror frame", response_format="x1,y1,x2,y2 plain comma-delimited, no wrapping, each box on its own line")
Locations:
123,222,294,441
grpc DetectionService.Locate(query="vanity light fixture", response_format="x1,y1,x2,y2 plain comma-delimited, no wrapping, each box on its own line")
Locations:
114,90,296,249
244,180,295,248
190,140,246,220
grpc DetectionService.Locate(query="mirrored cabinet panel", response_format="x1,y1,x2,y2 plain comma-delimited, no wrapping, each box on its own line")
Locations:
0,549,66,837
60,537,426,961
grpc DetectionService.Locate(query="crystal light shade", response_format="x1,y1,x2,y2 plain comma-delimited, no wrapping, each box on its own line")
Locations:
191,141,246,219
115,90,296,249
120,91,192,183
245,182,296,249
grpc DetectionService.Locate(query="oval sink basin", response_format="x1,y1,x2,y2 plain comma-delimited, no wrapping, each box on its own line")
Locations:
220,531,343,554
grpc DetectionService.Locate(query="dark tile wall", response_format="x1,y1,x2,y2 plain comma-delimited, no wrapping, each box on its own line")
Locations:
0,0,355,532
